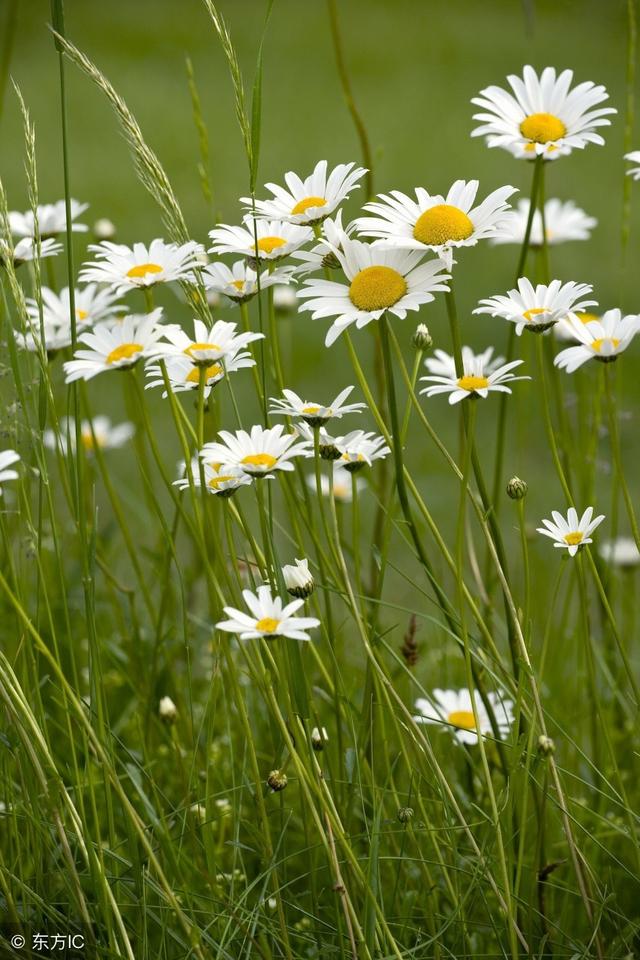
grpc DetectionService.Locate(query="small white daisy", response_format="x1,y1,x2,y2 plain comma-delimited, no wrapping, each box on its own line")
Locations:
424,345,506,379
335,430,390,471
282,558,314,598
174,457,253,497
297,237,450,346
492,198,597,246
554,309,640,372
414,688,514,746
1,237,63,266
150,318,264,365
79,239,205,293
243,160,367,225
474,278,596,335
63,309,169,382
624,150,640,180
208,216,313,262
216,584,320,641
0,450,20,489
16,320,74,355
306,464,363,502
9,199,88,238
355,180,516,266
269,386,365,426
145,346,254,397
200,424,312,478
202,259,296,305
292,210,357,276
471,65,616,159
537,506,605,556
420,353,528,404
26,284,122,333
44,416,134,454
599,537,640,568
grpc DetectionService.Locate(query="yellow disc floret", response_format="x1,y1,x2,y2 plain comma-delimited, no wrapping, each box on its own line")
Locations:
413,204,474,246
256,617,280,634
448,710,476,730
241,452,278,469
76,309,89,321
291,196,327,216
106,342,143,364
257,236,286,255
186,363,223,384
184,342,221,357
520,112,567,144
575,312,600,325
522,307,550,323
564,531,584,547
458,374,490,392
126,262,164,279
349,265,407,311
591,337,620,353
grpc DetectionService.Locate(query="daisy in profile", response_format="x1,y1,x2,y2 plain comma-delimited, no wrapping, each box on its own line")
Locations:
355,180,516,266
336,430,390,471
216,584,320,641
269,386,365,426
297,237,450,346
292,210,357,276
200,424,311,478
44,416,134,454
625,151,640,180
554,310,601,342
145,347,254,397
554,309,640,372
174,458,253,497
150,318,263,365
420,352,528,403
63,309,169,382
79,239,204,293
282,558,314,598
471,65,616,159
492,198,596,246
243,160,367,226
1,237,63,267
9,199,88,238
306,464,363,502
0,450,20,491
424,345,505,379
414,688,514,746
202,259,296,305
538,506,605,556
26,284,122,333
474,278,596,335
208,216,313,263
599,537,640,568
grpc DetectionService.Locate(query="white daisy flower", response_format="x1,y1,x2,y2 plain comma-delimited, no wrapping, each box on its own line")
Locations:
200,424,312,478
420,353,529,404
282,558,314,598
599,536,640,568
79,239,205,293
269,386,365,426
1,237,63,266
474,278,596,335
174,457,253,497
306,464,363,502
216,584,320,641
554,309,640,372
492,198,597,246
202,259,296,305
292,210,357,276
625,150,640,180
9,199,88,238
26,284,122,333
424,345,505,379
150,318,264,365
243,160,367,225
16,320,74,355
63,309,169,382
335,430,391,471
208,216,313,262
355,180,516,266
43,416,134,454
537,506,605,556
414,688,514,746
297,237,450,346
0,450,20,489
145,346,254,397
471,65,616,159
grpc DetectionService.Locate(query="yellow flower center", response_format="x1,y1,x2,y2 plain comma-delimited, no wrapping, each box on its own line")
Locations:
591,337,620,353
342,452,364,462
522,307,550,323
349,265,407,311
184,341,221,357
185,363,222,383
76,309,88,321
241,452,278,468
302,405,321,415
291,196,326,215
575,311,599,325
257,236,286,255
564,531,584,546
81,431,98,450
458,374,490,392
413,204,474,246
106,342,143,364
519,112,567,144
231,279,245,290
126,262,164,279
448,710,476,730
208,474,236,489
256,617,280,634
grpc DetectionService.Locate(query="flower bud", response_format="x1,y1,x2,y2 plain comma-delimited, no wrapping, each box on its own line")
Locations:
412,323,433,351
538,735,555,756
159,695,177,724
321,251,340,270
93,218,116,241
267,769,288,792
506,476,528,501
397,806,414,824
282,558,314,599
311,726,328,751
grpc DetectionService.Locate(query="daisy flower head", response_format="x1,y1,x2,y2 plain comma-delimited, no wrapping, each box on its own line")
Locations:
174,457,253,497
202,259,296,305
79,239,205,294
1,237,63,267
336,430,390,472
0,450,20,490
282,558,314,599
554,309,640,372
208,216,313,263
414,688,514,746
492,198,597,247
297,237,450,346
474,278,596,335
537,506,605,556
471,65,616,159
424,345,506,379
216,584,320,641
243,160,367,226
292,210,357,277
269,386,365,427
26,284,122,334
150,318,263,365
599,537,640,569
9,199,88,239
17,320,74,355
355,180,517,267
44,416,134,455
306,463,364,502
200,424,312,478
420,352,529,404
63,309,169,383
625,151,640,180
145,345,254,397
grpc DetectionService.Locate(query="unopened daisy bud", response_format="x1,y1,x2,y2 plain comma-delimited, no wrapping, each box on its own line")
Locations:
321,250,340,270
412,323,433,351
159,695,177,723
311,726,329,751
538,735,555,756
397,806,414,824
273,284,297,313
506,476,528,501
267,769,288,792
93,218,116,241
320,443,342,461
282,558,314,598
